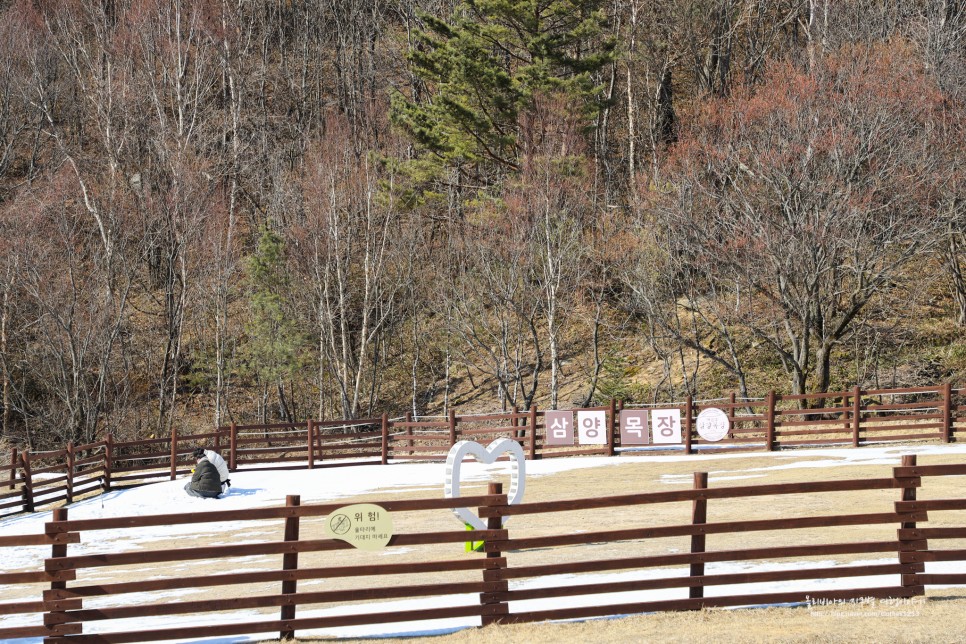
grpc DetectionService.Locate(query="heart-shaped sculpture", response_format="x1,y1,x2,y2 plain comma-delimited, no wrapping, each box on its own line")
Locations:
444,438,526,530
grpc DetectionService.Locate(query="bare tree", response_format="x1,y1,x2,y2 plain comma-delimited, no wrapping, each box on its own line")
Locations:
509,95,595,408
940,198,966,327
641,44,950,398
125,0,221,435
12,182,134,444
16,1,139,442
293,117,410,419
447,221,544,411
577,205,631,406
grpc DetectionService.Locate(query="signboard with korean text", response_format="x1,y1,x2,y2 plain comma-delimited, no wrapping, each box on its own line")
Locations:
577,410,608,445
651,408,682,444
620,409,649,445
544,410,574,446
325,503,393,551
696,407,730,442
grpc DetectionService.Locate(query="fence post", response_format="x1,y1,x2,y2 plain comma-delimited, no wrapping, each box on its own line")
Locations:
528,405,537,460
842,390,850,435
684,396,694,455
852,386,862,448
65,441,75,505
21,452,33,513
306,420,314,470
690,472,709,600
448,409,457,448
728,392,735,428
617,399,625,452
229,422,238,471
279,494,301,640
607,398,617,457
895,455,926,597
942,383,952,443
510,405,518,439
43,507,82,638
405,411,414,458
169,424,178,481
102,434,113,492
312,420,326,461
765,391,776,451
8,447,15,490
480,482,509,626
381,413,389,465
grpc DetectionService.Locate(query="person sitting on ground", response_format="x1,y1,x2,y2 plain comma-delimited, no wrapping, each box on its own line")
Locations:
202,447,231,494
184,448,222,499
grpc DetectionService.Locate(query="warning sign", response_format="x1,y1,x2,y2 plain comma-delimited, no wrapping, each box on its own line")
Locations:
325,503,393,551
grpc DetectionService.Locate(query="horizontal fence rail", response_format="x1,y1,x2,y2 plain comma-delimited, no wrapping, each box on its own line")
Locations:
0,455,963,641
1,384,963,518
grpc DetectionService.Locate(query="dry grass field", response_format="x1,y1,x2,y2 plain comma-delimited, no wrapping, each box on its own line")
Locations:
316,588,966,644
6,444,966,642
285,446,966,643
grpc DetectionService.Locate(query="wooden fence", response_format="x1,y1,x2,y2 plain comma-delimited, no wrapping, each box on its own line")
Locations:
1,384,963,518
0,454,963,642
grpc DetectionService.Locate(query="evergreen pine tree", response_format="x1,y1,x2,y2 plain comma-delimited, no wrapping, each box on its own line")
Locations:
391,0,614,185
242,226,305,418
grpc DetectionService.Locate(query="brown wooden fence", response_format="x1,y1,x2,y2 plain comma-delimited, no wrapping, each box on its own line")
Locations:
1,384,963,518
0,454,963,642
0,442,107,518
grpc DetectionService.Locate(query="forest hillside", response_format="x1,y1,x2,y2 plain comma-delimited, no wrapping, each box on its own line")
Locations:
1,0,965,450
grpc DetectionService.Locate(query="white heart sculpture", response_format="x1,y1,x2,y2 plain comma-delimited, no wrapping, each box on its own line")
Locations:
444,438,526,530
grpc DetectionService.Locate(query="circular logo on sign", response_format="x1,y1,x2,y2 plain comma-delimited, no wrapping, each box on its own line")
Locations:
330,514,351,535
696,407,730,442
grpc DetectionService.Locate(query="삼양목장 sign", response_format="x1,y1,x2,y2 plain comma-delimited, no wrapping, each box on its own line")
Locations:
544,410,574,446
577,410,608,445
620,409,649,445
651,408,682,443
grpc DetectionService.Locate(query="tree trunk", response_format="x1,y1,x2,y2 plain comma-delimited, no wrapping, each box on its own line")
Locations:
945,221,966,326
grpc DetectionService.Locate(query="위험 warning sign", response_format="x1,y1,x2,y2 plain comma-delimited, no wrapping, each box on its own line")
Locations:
325,503,393,551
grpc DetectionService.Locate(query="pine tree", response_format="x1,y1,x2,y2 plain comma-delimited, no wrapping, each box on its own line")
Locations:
391,0,614,185
242,226,306,421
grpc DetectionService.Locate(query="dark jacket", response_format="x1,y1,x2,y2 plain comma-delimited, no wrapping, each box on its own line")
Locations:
189,458,222,497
